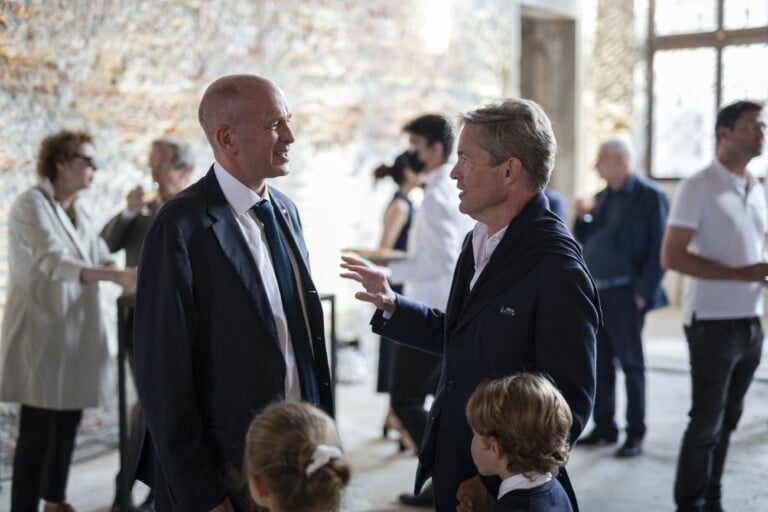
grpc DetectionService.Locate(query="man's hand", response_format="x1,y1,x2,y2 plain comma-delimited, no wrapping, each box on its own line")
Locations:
340,254,397,314
126,185,145,213
209,498,235,512
574,198,595,217
634,295,646,311
456,475,494,512
736,262,768,283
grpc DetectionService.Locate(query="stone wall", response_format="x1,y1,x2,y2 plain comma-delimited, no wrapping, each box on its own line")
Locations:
0,0,592,477
0,0,588,333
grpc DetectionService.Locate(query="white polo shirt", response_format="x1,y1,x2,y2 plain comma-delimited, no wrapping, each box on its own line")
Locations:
668,159,767,324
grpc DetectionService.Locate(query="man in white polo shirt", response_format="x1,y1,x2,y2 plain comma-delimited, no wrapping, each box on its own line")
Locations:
661,100,766,512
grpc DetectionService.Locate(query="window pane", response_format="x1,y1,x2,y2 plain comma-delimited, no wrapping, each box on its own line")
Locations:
652,48,717,178
723,43,768,176
655,0,717,35
724,0,768,29
722,44,768,104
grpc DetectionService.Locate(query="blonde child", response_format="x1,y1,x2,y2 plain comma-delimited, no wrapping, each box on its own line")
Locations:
465,373,573,512
244,402,351,512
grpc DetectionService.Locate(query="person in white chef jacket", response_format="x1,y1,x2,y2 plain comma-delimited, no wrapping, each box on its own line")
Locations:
0,130,136,512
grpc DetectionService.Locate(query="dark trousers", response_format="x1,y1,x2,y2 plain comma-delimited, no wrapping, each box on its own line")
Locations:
390,344,441,446
592,286,647,438
11,405,83,512
674,316,763,509
116,305,153,504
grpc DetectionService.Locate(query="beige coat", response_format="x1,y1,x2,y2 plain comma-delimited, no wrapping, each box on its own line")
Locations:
0,180,115,410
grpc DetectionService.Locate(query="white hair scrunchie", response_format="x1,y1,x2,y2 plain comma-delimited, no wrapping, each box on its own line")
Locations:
305,444,343,477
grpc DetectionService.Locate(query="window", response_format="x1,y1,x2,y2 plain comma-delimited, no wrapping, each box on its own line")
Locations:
648,0,768,178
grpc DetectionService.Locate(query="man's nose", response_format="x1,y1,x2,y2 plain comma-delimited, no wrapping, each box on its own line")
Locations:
280,124,295,143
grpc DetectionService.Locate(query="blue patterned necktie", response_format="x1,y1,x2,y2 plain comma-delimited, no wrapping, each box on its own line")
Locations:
253,199,320,404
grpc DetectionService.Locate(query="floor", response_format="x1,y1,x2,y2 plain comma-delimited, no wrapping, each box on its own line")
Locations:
2,307,768,511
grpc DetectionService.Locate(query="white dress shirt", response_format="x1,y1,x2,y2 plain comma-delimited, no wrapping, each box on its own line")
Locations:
470,222,508,290
389,163,473,309
213,162,302,401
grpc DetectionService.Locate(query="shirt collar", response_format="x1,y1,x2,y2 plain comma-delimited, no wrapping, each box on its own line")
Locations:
498,472,552,499
37,178,56,199
608,173,637,195
472,221,508,266
213,160,271,215
711,158,756,192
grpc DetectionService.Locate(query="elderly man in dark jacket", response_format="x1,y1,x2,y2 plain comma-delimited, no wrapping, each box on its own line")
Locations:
573,136,669,458
342,98,600,512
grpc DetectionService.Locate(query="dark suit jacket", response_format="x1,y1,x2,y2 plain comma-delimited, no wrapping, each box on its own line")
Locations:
493,479,573,512
101,201,161,267
373,193,600,512
133,167,333,511
543,187,566,220
573,173,669,311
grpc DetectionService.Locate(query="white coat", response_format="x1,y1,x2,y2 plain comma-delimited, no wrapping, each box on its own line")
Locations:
0,180,115,410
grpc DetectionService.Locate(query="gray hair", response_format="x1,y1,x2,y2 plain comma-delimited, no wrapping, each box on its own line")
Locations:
458,98,556,192
152,137,194,170
600,135,636,171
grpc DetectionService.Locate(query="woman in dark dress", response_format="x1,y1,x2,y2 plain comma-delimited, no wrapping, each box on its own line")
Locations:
372,150,424,450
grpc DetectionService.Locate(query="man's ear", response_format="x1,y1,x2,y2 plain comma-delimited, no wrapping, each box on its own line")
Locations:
248,475,272,508
215,126,234,153
715,125,731,144
504,157,524,181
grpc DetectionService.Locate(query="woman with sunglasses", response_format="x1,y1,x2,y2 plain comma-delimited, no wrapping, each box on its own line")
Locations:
0,130,136,512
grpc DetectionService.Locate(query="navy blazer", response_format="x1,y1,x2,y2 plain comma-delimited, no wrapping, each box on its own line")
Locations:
573,174,669,311
373,193,600,512
133,168,333,510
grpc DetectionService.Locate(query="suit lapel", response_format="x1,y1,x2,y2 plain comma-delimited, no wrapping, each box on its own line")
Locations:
36,184,91,263
450,194,563,335
269,193,324,340
444,234,474,336
204,170,281,343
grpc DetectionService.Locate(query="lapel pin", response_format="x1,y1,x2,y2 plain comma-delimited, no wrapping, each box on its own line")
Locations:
500,306,515,316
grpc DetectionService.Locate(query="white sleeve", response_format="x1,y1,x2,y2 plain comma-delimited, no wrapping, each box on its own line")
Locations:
667,176,703,231
389,186,468,283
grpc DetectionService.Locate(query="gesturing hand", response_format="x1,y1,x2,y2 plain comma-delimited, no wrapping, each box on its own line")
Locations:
339,255,397,314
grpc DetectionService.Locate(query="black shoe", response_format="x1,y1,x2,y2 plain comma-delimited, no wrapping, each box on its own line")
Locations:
703,502,724,512
615,436,643,457
399,483,434,508
578,428,618,446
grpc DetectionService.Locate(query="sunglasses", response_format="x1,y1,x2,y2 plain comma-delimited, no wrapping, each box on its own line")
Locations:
73,153,98,170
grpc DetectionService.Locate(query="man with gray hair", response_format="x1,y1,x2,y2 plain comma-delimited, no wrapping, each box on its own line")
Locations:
341,98,600,511
573,136,669,458
102,137,194,266
102,137,194,512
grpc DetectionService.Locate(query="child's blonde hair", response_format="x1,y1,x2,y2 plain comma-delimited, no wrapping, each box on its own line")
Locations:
465,373,572,476
244,401,350,512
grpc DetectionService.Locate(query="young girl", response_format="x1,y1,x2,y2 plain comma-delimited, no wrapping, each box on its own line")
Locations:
244,401,351,512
